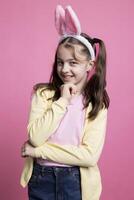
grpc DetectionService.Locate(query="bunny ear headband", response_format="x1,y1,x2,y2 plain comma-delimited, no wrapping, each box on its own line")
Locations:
55,5,95,60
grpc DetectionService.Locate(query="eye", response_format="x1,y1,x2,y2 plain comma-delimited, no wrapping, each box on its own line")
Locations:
57,61,63,66
70,61,77,65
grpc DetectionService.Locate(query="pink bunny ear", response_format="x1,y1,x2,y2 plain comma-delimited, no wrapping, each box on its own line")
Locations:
65,5,81,35
55,5,66,35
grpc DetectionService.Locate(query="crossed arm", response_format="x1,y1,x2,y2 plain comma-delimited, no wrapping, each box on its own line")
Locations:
21,88,108,167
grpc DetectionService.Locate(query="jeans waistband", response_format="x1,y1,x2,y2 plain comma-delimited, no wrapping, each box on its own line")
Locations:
33,161,80,173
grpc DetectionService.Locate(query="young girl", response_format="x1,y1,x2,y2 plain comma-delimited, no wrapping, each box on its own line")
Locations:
20,5,110,200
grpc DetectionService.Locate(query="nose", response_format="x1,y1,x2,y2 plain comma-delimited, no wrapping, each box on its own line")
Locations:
61,63,70,73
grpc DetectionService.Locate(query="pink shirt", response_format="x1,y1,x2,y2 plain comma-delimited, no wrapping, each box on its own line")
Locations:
36,94,86,167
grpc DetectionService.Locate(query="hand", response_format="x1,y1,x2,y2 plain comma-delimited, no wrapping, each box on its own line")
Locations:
60,83,78,102
21,141,35,158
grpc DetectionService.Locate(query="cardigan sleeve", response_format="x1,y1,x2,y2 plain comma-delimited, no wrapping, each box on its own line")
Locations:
27,88,69,147
33,107,108,167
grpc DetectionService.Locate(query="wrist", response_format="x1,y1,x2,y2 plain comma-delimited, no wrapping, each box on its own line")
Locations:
60,97,70,104
34,146,47,159
58,96,70,104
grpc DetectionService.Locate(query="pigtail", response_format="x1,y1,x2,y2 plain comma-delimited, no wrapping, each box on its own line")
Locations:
83,37,110,120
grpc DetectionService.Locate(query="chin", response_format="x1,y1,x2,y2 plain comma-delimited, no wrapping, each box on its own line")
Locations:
63,80,76,84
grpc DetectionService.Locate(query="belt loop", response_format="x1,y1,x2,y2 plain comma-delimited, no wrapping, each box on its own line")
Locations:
68,168,71,172
41,166,45,176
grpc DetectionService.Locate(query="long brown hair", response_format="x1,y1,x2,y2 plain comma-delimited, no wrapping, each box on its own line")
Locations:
33,33,110,120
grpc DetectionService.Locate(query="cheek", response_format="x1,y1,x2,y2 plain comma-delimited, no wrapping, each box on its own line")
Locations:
56,68,62,78
56,67,60,74
75,68,86,75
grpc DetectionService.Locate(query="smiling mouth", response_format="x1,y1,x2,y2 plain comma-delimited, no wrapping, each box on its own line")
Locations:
62,75,73,79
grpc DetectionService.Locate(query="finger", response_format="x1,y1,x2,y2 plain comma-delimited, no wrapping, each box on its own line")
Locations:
21,153,28,158
21,151,25,157
21,148,25,153
69,86,77,94
21,150,25,158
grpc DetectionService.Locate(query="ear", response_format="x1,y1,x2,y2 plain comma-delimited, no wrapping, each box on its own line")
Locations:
55,5,66,35
86,60,95,71
65,5,81,35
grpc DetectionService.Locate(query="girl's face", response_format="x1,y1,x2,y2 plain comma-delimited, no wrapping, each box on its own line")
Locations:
56,44,94,93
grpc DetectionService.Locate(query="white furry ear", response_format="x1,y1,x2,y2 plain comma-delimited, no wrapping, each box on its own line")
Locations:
55,5,66,35
55,5,81,36
65,5,81,35
55,5,96,61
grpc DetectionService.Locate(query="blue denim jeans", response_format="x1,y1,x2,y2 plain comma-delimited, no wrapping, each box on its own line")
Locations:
28,161,82,200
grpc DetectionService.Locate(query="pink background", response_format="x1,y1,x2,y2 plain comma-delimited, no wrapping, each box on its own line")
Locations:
0,0,134,199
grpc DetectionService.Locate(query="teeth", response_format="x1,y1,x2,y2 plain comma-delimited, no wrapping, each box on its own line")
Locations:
64,76,72,79
65,76,71,77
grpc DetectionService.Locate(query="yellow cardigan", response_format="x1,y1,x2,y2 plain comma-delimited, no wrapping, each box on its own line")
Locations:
20,87,108,200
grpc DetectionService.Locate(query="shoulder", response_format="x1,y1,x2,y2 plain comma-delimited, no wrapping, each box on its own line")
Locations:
95,103,108,119
86,102,108,121
87,102,108,113
94,106,108,125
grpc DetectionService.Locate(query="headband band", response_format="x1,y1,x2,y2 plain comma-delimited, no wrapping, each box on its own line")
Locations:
59,34,95,60
55,5,95,61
